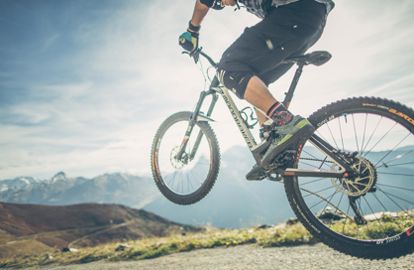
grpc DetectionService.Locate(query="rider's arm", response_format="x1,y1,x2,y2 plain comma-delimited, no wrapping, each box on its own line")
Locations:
190,0,210,28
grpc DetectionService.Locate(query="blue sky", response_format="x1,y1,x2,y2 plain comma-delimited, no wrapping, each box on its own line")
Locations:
1,0,414,179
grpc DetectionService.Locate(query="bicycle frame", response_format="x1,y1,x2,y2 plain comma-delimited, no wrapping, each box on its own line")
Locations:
176,49,352,179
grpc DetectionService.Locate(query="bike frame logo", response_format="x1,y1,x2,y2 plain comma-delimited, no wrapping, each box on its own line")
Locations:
216,86,257,150
389,108,414,126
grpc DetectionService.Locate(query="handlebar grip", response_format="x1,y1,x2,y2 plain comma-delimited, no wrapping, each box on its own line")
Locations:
179,38,195,52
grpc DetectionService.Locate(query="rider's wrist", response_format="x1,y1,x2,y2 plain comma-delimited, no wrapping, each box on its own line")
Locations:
188,21,201,33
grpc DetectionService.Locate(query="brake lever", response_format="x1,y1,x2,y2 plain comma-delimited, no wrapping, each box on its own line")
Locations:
182,47,202,64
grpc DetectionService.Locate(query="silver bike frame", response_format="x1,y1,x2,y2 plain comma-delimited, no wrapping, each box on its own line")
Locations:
176,78,261,165
175,49,349,178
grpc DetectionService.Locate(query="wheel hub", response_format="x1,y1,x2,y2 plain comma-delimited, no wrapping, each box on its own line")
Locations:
170,146,188,169
332,157,377,197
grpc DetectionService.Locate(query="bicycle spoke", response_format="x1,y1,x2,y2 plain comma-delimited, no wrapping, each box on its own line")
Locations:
377,183,414,193
167,171,178,188
180,174,184,194
364,122,397,157
360,113,368,154
352,114,360,152
362,196,380,223
326,122,340,150
373,132,411,167
188,171,194,191
377,149,414,168
378,187,408,212
303,185,336,198
342,204,352,234
320,191,339,216
336,192,345,213
300,178,326,186
378,189,414,206
378,161,414,168
300,187,352,219
338,116,345,151
315,129,330,145
309,196,328,210
377,172,414,177
372,192,389,212
361,116,383,154
357,198,365,217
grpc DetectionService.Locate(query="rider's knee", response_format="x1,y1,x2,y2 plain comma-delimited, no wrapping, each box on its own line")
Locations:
217,69,254,99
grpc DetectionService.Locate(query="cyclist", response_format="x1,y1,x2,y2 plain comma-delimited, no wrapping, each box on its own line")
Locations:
179,0,334,180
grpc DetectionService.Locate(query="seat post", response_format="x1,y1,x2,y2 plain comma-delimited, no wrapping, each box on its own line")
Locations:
283,64,304,109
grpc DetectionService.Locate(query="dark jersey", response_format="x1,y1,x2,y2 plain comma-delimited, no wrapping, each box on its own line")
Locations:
200,0,334,18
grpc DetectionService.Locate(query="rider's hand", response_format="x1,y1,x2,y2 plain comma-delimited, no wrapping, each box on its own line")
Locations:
179,21,200,54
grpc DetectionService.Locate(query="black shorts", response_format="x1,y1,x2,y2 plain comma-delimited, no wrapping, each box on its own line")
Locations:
217,0,327,99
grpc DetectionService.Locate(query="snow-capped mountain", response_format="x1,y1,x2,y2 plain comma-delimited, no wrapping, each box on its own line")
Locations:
0,172,158,209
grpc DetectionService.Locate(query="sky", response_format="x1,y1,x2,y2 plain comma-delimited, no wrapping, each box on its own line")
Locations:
0,0,414,179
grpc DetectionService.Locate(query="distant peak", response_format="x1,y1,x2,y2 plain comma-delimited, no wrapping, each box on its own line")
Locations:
51,171,67,182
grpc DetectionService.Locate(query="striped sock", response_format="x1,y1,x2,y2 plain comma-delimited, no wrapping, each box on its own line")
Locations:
266,101,293,126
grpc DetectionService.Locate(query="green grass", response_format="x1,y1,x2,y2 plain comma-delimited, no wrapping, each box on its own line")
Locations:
1,215,413,269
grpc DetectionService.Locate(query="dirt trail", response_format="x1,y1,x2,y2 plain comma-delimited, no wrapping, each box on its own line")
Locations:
29,243,414,270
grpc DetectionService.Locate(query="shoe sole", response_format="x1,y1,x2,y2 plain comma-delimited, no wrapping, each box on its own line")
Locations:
261,120,315,167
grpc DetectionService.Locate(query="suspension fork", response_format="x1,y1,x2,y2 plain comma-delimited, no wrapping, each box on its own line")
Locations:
175,81,219,161
189,93,218,160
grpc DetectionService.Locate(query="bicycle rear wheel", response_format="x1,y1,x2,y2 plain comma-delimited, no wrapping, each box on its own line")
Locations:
151,111,220,205
285,97,414,259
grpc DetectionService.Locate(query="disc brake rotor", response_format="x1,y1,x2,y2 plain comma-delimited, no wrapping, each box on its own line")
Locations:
331,157,377,197
170,146,188,170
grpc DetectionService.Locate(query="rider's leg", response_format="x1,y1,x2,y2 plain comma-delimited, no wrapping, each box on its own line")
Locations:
217,1,327,179
242,75,314,180
243,76,277,114
251,62,295,126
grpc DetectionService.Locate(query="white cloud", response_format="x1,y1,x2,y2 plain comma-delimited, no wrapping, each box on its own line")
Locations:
1,0,414,179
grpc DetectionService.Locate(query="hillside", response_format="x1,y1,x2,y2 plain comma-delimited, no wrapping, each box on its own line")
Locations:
0,202,198,258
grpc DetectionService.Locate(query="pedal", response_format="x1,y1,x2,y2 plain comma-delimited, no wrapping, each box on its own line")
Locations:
246,163,284,182
246,165,268,181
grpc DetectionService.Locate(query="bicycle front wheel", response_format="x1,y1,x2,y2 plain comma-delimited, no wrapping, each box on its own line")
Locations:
151,111,220,205
285,97,414,259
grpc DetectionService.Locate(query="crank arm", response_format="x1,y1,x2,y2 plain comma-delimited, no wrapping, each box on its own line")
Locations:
282,168,345,178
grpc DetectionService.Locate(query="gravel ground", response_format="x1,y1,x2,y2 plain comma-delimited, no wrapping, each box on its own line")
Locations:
28,244,413,270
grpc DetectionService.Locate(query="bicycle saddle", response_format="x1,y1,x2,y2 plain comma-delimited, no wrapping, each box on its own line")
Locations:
286,51,332,66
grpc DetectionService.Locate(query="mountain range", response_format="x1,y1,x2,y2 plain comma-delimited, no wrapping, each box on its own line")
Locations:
0,172,158,208
0,145,412,228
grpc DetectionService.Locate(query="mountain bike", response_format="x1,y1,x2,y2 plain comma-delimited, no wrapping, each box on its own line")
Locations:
150,48,414,259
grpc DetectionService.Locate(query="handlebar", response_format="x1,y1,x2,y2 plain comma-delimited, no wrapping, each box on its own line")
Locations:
182,47,218,68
